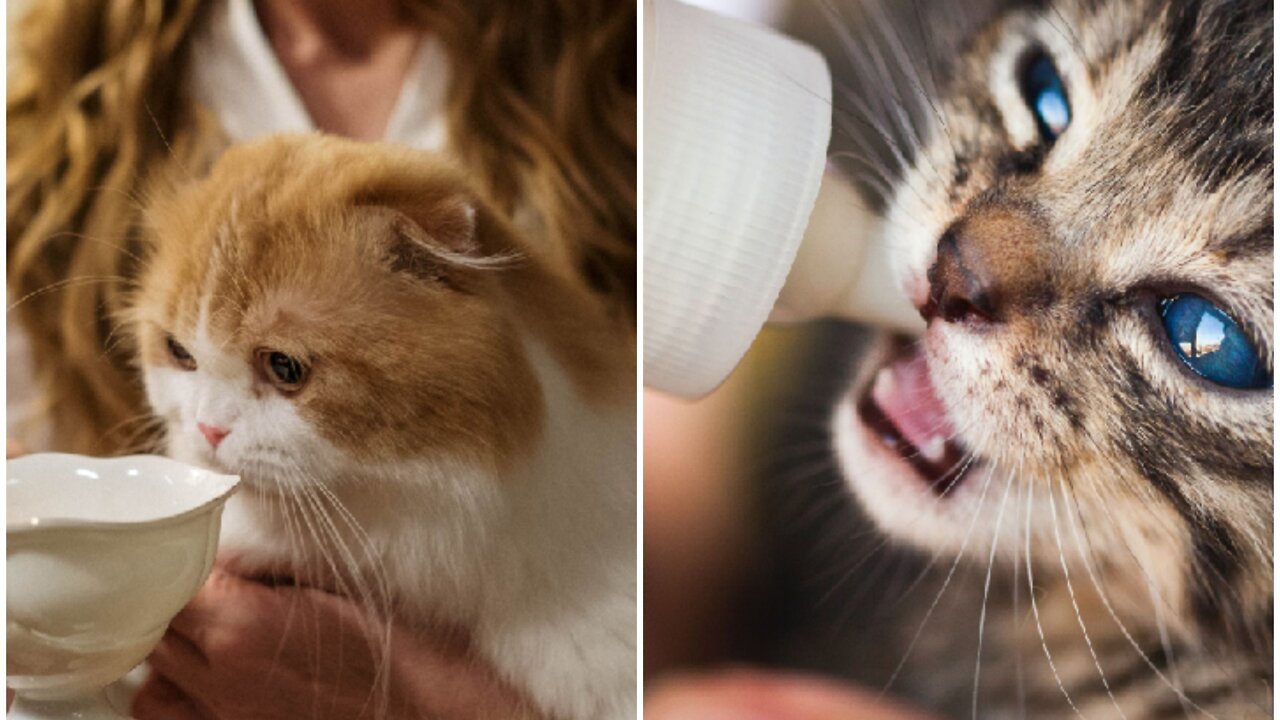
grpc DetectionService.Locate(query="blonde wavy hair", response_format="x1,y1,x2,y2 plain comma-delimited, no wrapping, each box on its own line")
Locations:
7,0,636,455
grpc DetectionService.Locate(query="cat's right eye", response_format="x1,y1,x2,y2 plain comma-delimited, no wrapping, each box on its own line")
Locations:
1018,52,1070,143
1160,294,1271,390
166,335,196,371
256,349,309,393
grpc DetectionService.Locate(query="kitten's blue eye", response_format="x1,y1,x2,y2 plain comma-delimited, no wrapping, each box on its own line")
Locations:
1160,295,1270,390
1019,53,1070,142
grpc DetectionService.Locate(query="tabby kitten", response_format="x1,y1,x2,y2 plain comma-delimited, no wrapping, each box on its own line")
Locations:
825,0,1272,717
128,134,636,720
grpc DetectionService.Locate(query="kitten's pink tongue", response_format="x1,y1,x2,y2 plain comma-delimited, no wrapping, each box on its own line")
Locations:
870,348,955,464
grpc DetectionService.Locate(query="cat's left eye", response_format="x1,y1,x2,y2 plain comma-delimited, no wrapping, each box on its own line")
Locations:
256,349,309,392
1160,294,1271,390
1019,52,1070,143
166,335,196,371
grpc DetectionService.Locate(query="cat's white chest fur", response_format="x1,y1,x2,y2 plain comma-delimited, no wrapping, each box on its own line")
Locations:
216,336,636,719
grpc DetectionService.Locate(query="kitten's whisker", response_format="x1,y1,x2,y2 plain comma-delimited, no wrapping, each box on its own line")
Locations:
821,411,982,611
1024,481,1085,718
1060,474,1219,718
1047,472,1128,719
1012,477,1028,719
825,148,898,200
831,95,941,208
836,0,926,163
1046,4,1089,70
1101,433,1249,617
880,451,982,605
905,0,961,154
864,0,949,158
972,470,1016,719
880,463,998,696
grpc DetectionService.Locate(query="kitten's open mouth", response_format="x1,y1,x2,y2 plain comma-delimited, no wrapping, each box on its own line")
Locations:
855,338,972,495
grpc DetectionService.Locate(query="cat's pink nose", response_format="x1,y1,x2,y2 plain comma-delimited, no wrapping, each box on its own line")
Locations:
198,422,230,449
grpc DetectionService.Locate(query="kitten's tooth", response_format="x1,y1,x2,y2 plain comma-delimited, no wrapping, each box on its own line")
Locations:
921,436,946,463
873,366,896,400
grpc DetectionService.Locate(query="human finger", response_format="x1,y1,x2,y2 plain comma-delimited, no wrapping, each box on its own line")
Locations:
646,670,941,720
167,569,280,656
148,628,209,676
131,672,212,720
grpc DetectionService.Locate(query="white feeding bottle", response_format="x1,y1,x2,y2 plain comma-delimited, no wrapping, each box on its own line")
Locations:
644,0,923,399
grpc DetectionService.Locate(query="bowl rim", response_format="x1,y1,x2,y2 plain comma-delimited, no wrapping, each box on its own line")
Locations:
7,453,241,535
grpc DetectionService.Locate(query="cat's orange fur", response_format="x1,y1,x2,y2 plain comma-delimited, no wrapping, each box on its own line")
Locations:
132,134,631,468
125,134,637,719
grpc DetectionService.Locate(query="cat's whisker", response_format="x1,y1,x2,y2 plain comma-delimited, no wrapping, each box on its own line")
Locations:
826,149,898,201
1012,477,1028,719
143,99,193,183
283,462,391,614
286,475,392,718
831,96,941,209
263,484,309,682
904,0,962,155
1023,480,1085,718
1047,471,1128,719
33,230,145,265
879,462,999,696
1059,468,1220,718
816,530,896,609
311,482,395,609
98,321,134,364
810,408,987,612
808,179,923,244
1045,4,1090,71
812,406,986,604
972,470,1017,719
94,411,163,449
295,470,396,704
863,0,950,158
836,90,922,191
1100,433,1251,618
882,450,982,605
831,0,926,160
288,485,345,715
7,276,137,313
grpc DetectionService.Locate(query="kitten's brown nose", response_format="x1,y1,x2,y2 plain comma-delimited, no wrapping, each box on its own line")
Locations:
198,422,230,449
922,206,1048,324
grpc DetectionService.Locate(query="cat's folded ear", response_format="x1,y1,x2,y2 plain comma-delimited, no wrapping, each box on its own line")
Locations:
361,197,481,284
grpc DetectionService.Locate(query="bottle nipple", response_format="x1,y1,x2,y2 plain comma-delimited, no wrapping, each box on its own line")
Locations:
773,170,925,334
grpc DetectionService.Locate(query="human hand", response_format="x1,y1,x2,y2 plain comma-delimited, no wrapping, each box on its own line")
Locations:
133,567,541,720
646,670,940,720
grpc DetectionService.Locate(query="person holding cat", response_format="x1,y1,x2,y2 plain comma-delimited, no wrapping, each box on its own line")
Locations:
8,0,635,718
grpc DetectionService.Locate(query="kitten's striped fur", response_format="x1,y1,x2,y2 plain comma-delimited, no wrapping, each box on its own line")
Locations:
823,1,1272,717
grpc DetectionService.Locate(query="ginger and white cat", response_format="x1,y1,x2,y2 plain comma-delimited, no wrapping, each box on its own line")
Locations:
128,134,636,719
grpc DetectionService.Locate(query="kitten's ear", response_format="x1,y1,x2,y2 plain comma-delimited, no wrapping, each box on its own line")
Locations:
366,198,478,283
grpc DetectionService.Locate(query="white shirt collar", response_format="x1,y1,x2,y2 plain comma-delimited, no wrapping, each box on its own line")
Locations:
188,0,448,149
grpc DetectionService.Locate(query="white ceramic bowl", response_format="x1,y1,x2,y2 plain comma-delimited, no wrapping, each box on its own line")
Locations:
7,453,239,711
